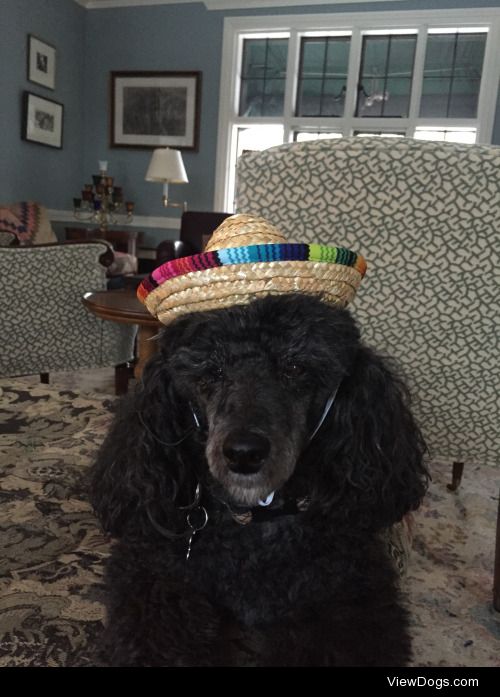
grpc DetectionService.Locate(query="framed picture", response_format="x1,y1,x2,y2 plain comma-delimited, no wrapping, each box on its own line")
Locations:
22,92,63,149
27,35,56,90
110,71,201,151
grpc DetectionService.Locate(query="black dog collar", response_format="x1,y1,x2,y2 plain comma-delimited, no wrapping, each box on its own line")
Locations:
222,495,311,526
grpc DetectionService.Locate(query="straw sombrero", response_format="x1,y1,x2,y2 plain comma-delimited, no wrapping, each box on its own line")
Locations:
137,214,367,325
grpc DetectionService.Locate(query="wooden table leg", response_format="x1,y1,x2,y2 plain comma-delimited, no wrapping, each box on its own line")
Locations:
134,324,159,380
115,362,132,396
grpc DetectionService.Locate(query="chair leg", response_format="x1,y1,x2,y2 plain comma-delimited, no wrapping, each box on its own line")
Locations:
114,362,132,396
447,461,464,491
40,372,49,384
494,488,500,612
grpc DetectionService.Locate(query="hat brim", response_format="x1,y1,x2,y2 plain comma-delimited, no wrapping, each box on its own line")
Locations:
138,243,366,325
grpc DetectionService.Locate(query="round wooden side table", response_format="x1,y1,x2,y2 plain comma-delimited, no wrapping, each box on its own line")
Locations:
83,289,161,383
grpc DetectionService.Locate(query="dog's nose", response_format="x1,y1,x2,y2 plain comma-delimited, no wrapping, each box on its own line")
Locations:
223,430,270,475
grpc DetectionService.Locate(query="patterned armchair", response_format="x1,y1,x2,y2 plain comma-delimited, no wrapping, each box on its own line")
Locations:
236,137,500,471
0,240,137,387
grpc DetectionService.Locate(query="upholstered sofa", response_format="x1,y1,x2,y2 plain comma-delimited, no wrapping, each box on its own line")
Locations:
236,136,500,470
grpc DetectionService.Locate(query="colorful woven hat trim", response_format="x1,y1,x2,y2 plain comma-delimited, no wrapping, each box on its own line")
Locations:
137,243,367,303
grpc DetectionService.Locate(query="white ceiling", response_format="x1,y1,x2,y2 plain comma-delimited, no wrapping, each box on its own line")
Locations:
74,0,398,10
74,0,197,8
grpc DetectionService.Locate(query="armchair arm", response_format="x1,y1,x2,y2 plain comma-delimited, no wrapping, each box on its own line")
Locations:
31,238,115,268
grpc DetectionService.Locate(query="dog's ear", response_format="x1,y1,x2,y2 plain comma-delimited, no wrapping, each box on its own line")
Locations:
308,346,428,531
89,350,195,538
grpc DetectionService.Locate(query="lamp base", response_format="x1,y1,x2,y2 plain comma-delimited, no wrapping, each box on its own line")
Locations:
162,196,187,211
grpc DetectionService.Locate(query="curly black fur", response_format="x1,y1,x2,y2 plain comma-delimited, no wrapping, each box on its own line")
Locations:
89,293,428,666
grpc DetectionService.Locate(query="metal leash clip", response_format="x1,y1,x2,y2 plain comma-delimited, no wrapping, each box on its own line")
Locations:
185,505,208,561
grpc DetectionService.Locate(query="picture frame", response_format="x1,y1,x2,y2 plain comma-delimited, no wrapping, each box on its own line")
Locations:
22,92,64,149
110,71,201,151
27,35,56,90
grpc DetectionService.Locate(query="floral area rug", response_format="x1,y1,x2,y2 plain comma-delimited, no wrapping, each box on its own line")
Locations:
0,378,499,667
0,379,112,667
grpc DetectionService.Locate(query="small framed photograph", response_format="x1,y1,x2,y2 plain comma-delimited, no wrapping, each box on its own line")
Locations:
27,35,56,90
22,92,63,149
110,71,201,150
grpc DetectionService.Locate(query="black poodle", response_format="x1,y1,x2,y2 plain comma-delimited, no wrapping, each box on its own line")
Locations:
89,293,428,667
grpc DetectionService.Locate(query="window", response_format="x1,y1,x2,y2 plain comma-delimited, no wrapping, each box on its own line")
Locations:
239,38,288,116
215,9,500,211
420,30,486,118
356,33,417,118
296,36,350,117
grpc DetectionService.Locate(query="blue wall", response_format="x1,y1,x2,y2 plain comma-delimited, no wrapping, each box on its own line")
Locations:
2,0,500,246
83,3,222,226
0,0,85,206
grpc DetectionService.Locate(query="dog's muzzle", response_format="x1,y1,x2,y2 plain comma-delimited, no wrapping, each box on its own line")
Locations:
222,429,271,475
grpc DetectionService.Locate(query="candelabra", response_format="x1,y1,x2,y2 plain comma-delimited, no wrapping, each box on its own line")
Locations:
73,161,134,232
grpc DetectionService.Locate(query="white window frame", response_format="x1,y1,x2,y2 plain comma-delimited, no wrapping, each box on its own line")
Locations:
214,8,500,212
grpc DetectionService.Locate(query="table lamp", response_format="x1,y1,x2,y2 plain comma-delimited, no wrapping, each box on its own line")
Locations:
145,147,188,210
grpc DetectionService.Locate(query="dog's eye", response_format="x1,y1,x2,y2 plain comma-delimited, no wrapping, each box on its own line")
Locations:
282,360,304,380
199,363,223,390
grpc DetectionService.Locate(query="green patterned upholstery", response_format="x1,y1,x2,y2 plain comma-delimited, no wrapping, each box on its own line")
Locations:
0,241,136,376
236,137,500,467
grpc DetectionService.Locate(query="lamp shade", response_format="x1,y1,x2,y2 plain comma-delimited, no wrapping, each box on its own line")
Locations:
145,147,188,184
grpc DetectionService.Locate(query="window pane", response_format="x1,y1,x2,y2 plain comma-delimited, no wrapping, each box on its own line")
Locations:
296,78,323,116
420,32,486,118
265,40,288,78
322,79,346,116
387,35,417,74
414,127,477,144
296,37,350,117
242,40,268,78
381,77,412,117
356,34,416,117
239,79,265,116
294,131,343,142
300,39,326,77
263,79,286,117
326,37,350,75
448,77,482,117
239,38,288,116
354,130,405,137
236,125,285,158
